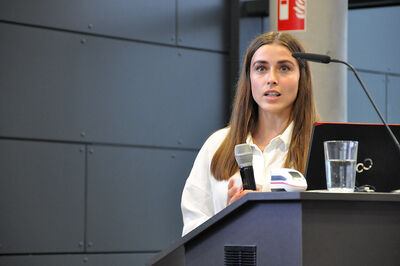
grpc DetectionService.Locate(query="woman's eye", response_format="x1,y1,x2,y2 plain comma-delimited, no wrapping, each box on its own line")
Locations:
256,65,266,71
280,65,290,71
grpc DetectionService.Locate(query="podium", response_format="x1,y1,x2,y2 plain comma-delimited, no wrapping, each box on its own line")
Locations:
147,192,400,266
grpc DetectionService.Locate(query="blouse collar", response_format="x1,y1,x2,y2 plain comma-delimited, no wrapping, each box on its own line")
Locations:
246,121,294,151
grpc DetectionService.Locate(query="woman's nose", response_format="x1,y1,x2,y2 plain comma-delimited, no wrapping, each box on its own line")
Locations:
267,70,278,85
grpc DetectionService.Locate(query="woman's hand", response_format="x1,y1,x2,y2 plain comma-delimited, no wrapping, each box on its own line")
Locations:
227,178,262,205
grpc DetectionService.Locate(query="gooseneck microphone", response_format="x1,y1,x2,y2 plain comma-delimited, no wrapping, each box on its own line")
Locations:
292,52,400,155
292,52,331,64
234,144,257,190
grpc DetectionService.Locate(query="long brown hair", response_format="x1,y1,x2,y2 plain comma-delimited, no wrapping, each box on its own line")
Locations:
211,31,319,181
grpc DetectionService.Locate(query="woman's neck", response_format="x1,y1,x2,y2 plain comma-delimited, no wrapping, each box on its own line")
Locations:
252,110,291,152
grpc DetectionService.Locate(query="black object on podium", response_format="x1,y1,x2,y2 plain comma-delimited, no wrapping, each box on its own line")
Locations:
305,123,400,192
147,192,400,266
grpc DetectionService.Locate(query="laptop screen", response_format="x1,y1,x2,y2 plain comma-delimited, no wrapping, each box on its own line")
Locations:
305,123,400,192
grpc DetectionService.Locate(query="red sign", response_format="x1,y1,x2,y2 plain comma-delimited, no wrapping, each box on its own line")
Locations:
277,0,306,31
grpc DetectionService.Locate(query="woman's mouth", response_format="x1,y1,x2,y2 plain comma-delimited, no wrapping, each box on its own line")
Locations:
265,91,281,97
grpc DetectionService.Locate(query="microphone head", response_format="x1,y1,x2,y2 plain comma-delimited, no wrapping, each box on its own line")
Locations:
234,144,253,168
292,52,331,64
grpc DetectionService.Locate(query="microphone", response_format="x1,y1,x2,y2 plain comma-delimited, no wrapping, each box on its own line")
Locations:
234,144,257,190
292,52,331,64
292,52,400,155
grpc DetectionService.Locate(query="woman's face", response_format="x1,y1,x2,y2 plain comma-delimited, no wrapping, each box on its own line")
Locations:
250,44,300,118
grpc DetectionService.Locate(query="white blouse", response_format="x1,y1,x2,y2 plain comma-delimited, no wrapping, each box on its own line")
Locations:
180,122,293,236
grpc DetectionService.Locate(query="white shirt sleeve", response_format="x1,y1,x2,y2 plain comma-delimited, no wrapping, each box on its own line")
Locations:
180,128,228,236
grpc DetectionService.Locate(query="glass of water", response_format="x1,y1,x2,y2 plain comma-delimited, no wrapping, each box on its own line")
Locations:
323,140,358,192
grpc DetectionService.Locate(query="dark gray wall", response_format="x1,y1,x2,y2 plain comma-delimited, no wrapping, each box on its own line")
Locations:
0,1,228,265
347,6,400,124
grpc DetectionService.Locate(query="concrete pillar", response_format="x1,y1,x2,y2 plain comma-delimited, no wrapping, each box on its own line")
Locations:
269,0,348,122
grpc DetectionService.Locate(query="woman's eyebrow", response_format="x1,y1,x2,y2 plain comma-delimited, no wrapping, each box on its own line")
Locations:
277,60,296,65
253,59,296,67
252,60,268,66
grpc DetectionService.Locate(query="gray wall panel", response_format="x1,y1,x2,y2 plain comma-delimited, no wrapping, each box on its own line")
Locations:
0,253,156,266
348,7,400,124
85,253,156,266
0,23,226,149
0,0,175,45
0,140,85,254
388,76,400,124
239,17,262,64
348,71,386,123
0,255,84,266
348,6,400,73
263,16,270,33
0,23,91,142
0,0,228,263
86,145,196,251
178,0,227,51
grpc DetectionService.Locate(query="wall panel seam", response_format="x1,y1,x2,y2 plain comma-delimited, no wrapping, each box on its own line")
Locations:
356,68,400,77
385,73,389,121
175,0,179,46
0,136,200,152
84,144,89,252
0,250,161,256
0,20,228,55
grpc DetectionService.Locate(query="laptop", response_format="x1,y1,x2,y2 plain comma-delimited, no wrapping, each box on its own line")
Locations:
305,122,400,192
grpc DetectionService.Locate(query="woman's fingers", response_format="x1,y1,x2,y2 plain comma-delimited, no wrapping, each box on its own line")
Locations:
227,178,263,205
228,178,234,189
227,185,240,204
227,178,243,205
228,188,252,205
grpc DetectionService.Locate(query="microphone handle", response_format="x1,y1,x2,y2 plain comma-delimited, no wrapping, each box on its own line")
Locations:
239,166,257,190
331,58,400,154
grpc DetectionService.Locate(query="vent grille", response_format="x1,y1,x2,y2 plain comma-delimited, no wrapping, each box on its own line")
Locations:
224,245,257,266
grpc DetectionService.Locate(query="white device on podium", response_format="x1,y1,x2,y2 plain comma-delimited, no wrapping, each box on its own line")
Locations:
270,168,307,192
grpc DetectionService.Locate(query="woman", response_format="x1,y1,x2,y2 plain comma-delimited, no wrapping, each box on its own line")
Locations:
181,32,319,236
